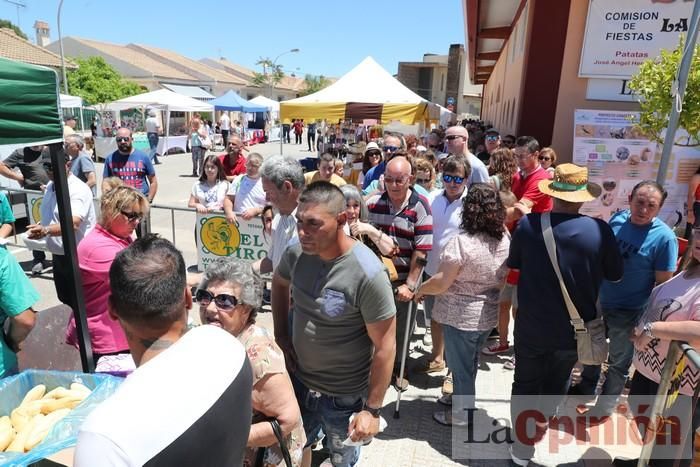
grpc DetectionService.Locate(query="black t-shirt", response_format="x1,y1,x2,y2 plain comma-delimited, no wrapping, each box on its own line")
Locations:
476,151,491,165
507,212,623,350
3,147,50,189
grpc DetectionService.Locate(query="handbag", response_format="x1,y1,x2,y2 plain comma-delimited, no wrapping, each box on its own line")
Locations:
541,212,608,365
254,418,292,467
357,232,399,282
200,133,212,149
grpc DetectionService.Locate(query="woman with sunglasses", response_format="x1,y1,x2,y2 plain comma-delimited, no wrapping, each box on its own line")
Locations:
65,186,149,362
196,260,305,466
538,147,557,178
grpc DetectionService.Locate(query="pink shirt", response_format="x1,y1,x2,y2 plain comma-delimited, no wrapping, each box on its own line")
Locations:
66,224,131,354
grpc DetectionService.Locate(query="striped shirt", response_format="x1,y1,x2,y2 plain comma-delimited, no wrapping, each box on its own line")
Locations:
367,189,433,281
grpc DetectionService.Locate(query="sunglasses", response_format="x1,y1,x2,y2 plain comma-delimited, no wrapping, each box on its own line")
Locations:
195,289,238,310
367,151,381,157
120,210,144,222
538,156,551,161
383,146,399,153
115,136,131,142
443,174,465,184
486,135,499,141
445,135,464,141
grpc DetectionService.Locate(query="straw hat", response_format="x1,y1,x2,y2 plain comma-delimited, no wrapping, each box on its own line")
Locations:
537,163,601,202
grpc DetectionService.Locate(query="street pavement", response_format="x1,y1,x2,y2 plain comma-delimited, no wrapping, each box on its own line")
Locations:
8,141,632,466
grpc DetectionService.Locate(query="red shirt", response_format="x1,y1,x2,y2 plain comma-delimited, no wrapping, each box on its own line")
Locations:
218,153,246,177
511,166,553,213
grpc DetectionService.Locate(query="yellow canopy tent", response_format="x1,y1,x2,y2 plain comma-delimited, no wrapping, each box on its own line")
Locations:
280,56,439,124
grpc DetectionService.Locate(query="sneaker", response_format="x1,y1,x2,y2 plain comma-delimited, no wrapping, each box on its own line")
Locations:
504,356,516,370
433,410,470,427
482,342,510,355
422,328,433,346
488,328,500,340
31,262,44,275
442,373,453,395
417,359,446,374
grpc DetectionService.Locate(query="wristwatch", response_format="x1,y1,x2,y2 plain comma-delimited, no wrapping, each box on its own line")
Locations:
642,321,656,339
362,402,381,418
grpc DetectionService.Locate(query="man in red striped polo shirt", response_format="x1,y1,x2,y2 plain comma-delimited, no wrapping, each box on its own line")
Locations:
366,156,433,391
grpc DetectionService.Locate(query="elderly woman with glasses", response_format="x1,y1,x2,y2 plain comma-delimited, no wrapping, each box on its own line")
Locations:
197,260,305,466
65,185,148,361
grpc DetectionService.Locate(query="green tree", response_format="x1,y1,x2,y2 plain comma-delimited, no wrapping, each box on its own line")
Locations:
628,38,700,146
252,57,285,96
299,74,331,97
66,56,144,105
0,19,27,40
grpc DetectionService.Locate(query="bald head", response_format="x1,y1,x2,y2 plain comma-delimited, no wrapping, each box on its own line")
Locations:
386,156,411,176
445,125,468,139
445,125,468,155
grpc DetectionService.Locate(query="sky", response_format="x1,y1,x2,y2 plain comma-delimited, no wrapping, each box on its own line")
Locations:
1,0,466,78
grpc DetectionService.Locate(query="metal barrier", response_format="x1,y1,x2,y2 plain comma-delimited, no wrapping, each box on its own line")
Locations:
637,340,700,466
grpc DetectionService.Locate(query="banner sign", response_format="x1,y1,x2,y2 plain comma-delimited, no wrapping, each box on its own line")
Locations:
26,192,43,225
196,214,269,270
579,0,694,78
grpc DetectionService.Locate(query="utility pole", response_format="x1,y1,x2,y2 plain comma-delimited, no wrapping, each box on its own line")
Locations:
3,0,26,31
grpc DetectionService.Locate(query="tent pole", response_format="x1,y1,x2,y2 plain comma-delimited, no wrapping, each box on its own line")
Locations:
49,143,95,373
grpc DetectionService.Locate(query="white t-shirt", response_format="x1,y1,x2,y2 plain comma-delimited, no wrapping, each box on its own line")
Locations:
191,180,229,210
220,113,231,131
74,325,253,467
227,175,266,212
42,175,97,255
269,208,299,270
425,189,468,275
145,116,160,133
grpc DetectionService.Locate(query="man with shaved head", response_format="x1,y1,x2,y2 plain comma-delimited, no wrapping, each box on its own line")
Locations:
272,181,396,465
444,125,489,186
366,156,433,391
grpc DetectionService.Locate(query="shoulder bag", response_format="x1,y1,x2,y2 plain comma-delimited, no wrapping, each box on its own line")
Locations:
541,212,608,365
254,418,292,467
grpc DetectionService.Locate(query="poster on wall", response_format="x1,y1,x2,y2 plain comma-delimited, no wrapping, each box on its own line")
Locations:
196,214,269,271
579,0,694,78
573,109,657,220
574,109,700,230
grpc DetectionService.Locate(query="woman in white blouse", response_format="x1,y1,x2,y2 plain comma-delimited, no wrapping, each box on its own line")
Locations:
188,154,229,214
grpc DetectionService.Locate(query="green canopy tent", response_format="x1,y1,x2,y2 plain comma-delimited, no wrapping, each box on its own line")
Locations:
0,57,94,372
0,57,64,146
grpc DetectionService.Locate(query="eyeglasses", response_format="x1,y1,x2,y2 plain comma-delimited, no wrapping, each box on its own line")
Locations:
443,174,465,184
115,136,131,143
384,176,409,185
120,210,144,222
416,178,431,185
538,156,551,161
383,146,399,153
195,289,238,310
445,135,464,141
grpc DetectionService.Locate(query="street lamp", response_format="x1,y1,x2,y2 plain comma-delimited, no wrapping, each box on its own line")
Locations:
268,48,299,100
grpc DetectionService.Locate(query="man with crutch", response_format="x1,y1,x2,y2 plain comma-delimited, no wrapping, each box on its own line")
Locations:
367,155,433,392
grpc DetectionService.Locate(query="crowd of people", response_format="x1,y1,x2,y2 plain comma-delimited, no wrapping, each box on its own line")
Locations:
0,116,699,467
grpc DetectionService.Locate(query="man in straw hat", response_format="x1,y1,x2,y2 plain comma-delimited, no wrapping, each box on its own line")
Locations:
507,163,623,466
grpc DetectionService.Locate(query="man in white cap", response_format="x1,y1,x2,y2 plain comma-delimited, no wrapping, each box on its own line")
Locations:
444,125,489,186
507,163,623,466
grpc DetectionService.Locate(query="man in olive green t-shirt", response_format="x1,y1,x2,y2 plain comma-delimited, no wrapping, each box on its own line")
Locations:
272,181,395,465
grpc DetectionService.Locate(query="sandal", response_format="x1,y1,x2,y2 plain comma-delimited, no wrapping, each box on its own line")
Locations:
442,372,453,395
433,410,470,427
417,359,446,374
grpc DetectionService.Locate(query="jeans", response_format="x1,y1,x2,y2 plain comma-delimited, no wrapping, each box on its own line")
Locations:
147,132,159,163
510,339,578,461
580,306,645,412
442,325,489,412
293,377,363,467
191,146,204,175
220,129,229,147
307,131,316,151
394,298,416,370
282,124,291,143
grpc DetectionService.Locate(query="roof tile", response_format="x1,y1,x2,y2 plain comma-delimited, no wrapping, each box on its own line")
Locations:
0,28,76,69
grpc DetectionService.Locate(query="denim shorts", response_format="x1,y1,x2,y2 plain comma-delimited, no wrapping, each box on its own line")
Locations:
293,377,364,467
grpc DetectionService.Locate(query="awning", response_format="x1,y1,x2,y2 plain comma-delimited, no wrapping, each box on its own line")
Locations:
160,83,214,101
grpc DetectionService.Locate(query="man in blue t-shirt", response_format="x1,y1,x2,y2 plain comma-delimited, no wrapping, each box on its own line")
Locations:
507,164,623,466
580,181,678,415
102,128,158,202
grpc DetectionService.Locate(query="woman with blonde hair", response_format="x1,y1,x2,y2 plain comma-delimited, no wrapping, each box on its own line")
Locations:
539,147,557,177
66,186,149,361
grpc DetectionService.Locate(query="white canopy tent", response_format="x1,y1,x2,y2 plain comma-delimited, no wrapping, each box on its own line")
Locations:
249,95,280,112
249,94,281,140
59,93,86,135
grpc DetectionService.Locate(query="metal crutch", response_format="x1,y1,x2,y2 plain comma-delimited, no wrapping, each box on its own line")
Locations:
394,256,428,419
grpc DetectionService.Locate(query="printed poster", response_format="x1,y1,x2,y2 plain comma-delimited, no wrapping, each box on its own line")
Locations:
196,214,269,270
573,109,656,220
